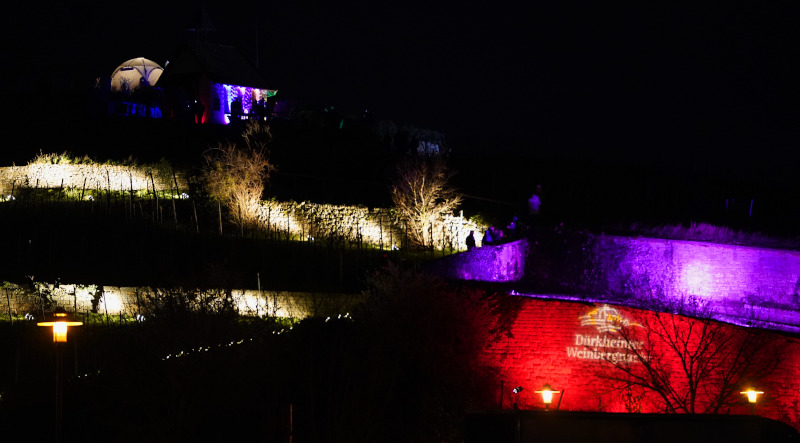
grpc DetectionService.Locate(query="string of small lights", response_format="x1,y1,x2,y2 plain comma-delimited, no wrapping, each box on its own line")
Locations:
162,312,351,360
162,338,252,361
69,313,353,382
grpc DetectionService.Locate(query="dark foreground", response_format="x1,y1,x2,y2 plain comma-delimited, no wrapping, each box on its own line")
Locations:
466,410,800,443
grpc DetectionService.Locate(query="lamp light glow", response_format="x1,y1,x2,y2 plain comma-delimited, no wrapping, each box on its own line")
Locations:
535,383,561,406
53,322,67,342
38,308,83,343
740,389,764,404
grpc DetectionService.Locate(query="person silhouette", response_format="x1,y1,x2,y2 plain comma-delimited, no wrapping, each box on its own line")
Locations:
466,231,476,250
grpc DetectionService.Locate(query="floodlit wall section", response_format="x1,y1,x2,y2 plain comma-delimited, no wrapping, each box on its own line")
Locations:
0,283,364,320
440,234,800,330
595,236,800,304
0,164,186,196
589,236,800,331
484,297,800,431
257,200,481,251
0,161,481,251
425,238,528,282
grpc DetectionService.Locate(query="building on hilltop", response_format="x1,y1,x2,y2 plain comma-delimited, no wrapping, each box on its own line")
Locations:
156,41,277,125
106,57,165,119
110,57,164,94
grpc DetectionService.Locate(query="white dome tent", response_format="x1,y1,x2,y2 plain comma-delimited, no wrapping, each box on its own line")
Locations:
110,57,164,93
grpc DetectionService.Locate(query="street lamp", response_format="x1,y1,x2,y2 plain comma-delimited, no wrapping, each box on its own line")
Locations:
38,307,83,442
740,389,764,404
535,383,561,410
38,307,83,342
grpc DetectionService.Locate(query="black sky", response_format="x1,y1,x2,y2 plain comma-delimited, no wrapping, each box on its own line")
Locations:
3,1,799,167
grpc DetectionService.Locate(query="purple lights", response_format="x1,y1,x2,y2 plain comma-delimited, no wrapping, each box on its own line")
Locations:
210,82,277,125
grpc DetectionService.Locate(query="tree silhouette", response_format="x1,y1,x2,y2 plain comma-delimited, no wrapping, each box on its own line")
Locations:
590,298,785,414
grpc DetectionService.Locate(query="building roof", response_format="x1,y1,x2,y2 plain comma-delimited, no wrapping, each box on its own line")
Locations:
157,41,272,90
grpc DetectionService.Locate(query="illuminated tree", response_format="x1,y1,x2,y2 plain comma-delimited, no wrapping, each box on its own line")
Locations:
591,299,785,414
391,155,461,248
201,121,275,228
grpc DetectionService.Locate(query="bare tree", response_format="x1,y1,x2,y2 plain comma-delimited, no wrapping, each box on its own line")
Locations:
590,299,785,414
201,121,275,228
391,156,461,248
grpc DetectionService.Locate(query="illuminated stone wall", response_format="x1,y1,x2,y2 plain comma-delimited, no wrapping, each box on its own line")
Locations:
484,297,800,430
0,164,479,250
435,234,800,331
596,236,800,303
589,236,800,329
257,200,481,251
425,238,528,282
0,283,363,320
0,164,186,195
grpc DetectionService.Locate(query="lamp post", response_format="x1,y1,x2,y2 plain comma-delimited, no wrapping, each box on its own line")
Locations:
512,386,523,410
740,388,763,414
535,383,561,411
38,307,83,442
511,386,524,443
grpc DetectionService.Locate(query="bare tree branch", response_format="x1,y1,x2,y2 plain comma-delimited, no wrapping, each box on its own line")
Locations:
201,121,275,228
391,156,461,248
590,299,784,414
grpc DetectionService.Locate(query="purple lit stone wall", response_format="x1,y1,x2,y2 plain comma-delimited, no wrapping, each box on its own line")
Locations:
443,234,800,332
589,236,800,332
426,239,528,282
595,236,800,305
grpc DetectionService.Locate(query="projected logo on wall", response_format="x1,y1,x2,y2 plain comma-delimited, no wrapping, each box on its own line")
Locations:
567,305,645,364
580,305,641,333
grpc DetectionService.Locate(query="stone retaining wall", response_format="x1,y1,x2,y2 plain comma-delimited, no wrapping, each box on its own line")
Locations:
594,236,800,310
257,200,481,250
0,283,364,320
425,238,528,282
483,297,800,430
0,164,186,196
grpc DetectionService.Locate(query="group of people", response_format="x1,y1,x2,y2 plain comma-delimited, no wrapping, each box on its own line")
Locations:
229,96,272,121
465,216,522,250
464,185,543,251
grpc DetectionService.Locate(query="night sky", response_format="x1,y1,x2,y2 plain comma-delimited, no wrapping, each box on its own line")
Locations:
3,1,799,167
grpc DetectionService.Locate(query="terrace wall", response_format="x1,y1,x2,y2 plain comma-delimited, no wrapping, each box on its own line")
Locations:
442,234,800,329
590,236,800,330
483,297,800,431
595,236,800,305
256,200,480,251
0,164,481,250
0,164,186,196
0,283,363,320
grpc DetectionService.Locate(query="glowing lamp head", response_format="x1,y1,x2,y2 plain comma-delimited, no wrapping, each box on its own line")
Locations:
535,383,561,405
38,308,82,343
741,389,764,404
53,321,68,342
512,386,523,394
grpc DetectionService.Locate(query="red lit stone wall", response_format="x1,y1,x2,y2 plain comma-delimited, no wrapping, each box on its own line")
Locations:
483,297,800,430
